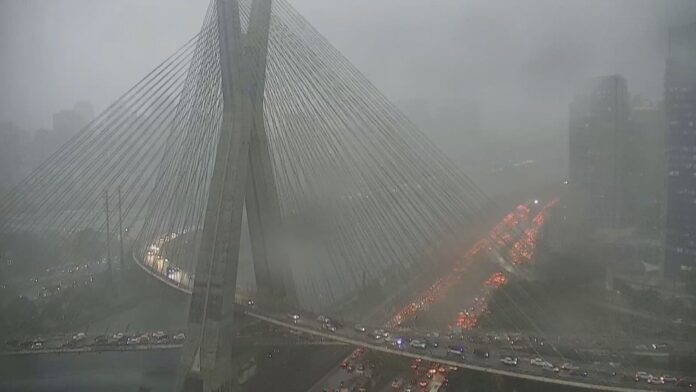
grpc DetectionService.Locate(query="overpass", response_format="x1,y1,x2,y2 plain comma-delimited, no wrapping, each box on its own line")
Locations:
242,307,675,392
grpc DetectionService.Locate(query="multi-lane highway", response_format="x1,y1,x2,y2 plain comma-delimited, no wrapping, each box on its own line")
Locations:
243,306,691,391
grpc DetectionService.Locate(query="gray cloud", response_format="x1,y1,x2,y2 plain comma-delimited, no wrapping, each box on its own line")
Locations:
1,0,695,142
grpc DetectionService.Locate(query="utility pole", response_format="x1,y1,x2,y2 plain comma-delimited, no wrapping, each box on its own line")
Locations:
118,186,125,274
105,189,112,279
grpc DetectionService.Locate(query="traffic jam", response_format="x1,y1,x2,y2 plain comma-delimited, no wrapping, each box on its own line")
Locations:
269,198,696,391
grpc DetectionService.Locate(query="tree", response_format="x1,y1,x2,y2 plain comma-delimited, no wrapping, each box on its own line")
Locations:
70,228,103,263
686,271,696,297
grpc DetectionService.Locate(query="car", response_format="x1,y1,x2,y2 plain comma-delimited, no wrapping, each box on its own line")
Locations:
500,356,518,366
651,343,672,352
635,371,652,382
287,313,300,323
357,364,365,374
561,362,579,371
369,330,383,340
447,345,465,357
317,315,329,323
354,324,367,333
330,320,344,329
31,342,43,350
173,333,186,342
384,335,400,346
112,332,125,340
72,332,86,342
542,363,559,373
390,378,403,389
425,339,439,348
340,361,349,369
418,379,429,388
530,357,545,367
647,376,665,385
473,348,489,358
507,334,522,345
154,333,169,342
246,299,255,307
19,340,33,349
661,375,678,383
404,386,414,392
321,322,337,332
152,331,166,340
409,339,426,349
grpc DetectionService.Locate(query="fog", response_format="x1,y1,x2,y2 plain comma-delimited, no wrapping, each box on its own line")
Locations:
1,0,695,203
2,0,695,130
3,1,696,391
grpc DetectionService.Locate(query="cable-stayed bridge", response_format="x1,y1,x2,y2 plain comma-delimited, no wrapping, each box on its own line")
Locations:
0,1,689,391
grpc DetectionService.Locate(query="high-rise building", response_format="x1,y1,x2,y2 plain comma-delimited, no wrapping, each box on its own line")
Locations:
569,75,630,228
52,109,85,139
664,22,696,279
624,102,666,235
73,101,94,124
0,122,28,195
52,101,94,140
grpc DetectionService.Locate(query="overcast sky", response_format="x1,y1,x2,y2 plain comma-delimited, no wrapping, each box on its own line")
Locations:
1,0,695,133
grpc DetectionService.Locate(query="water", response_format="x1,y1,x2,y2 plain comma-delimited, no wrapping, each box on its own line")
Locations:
0,350,179,392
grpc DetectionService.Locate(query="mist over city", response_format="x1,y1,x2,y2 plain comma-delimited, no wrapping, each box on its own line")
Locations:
1,1,696,391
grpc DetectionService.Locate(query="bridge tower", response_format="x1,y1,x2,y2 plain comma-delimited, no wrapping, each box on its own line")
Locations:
177,0,293,390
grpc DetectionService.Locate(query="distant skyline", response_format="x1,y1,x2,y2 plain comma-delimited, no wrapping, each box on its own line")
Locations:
1,0,696,135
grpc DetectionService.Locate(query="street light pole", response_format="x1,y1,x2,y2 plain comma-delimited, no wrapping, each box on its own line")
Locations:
118,186,125,274
105,189,112,280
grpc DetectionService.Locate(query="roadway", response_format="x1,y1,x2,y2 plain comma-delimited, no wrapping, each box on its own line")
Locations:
242,307,683,392
0,330,346,357
5,258,110,300
125,198,692,390
306,199,554,391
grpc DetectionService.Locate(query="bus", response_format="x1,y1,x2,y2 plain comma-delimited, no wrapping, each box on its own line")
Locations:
428,373,446,392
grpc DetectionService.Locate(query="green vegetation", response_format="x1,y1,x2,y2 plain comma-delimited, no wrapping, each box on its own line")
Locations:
480,248,603,331
686,271,696,298
0,229,106,277
614,281,689,318
0,278,116,336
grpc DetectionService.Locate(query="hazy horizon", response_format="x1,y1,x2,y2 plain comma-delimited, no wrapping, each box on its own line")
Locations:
2,0,695,134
